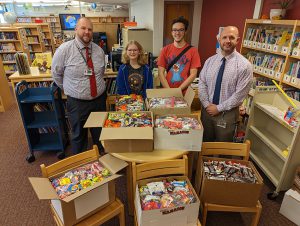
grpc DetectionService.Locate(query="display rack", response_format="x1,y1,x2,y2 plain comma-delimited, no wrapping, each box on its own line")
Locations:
0,27,31,80
15,81,68,163
245,86,300,198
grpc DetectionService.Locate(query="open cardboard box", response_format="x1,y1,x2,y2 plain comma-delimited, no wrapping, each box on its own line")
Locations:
135,176,200,226
29,154,128,226
146,87,195,116
199,157,263,207
84,111,154,153
154,114,203,151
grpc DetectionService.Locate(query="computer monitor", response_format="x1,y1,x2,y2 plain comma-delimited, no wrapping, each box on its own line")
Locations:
59,14,81,30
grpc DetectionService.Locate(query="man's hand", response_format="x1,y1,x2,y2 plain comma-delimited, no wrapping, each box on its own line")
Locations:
206,104,220,116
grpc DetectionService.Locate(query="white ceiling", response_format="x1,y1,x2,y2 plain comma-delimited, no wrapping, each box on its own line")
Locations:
81,0,133,4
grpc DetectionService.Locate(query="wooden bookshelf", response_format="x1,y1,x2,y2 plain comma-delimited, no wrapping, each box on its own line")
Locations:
0,56,13,112
0,27,31,80
87,16,128,23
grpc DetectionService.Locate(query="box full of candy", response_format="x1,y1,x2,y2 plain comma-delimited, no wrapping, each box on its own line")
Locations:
135,176,200,226
115,94,145,111
84,111,154,153
154,114,203,151
199,157,263,207
146,87,195,116
29,154,128,226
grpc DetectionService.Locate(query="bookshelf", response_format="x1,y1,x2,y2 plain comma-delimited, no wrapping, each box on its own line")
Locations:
87,16,128,23
17,16,62,48
0,27,31,80
241,19,300,99
0,56,13,112
245,86,300,198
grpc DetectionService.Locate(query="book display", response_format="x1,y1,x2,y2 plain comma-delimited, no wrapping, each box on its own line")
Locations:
0,27,31,80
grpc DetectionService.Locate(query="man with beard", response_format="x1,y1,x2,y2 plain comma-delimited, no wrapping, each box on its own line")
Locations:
52,17,106,154
198,26,253,142
157,16,200,92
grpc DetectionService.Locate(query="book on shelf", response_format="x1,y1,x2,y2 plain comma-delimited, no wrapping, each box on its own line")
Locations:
0,32,17,40
15,52,31,75
0,43,16,51
2,53,15,61
31,52,52,72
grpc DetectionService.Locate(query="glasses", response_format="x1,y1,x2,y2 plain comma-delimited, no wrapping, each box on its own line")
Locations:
172,28,185,33
127,49,139,52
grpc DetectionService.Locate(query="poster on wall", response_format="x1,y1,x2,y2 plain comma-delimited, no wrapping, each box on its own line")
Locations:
216,27,224,53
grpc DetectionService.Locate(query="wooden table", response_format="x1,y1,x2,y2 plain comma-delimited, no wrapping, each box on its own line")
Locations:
9,67,117,91
111,150,192,216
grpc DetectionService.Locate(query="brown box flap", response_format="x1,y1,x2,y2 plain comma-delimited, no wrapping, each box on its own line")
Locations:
146,88,182,98
184,86,195,107
29,177,59,200
84,112,107,128
99,154,128,174
100,127,153,140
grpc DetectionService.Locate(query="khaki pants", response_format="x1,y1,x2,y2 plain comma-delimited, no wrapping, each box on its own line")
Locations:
201,106,239,142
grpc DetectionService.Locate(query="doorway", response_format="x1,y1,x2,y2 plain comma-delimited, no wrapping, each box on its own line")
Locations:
163,1,194,46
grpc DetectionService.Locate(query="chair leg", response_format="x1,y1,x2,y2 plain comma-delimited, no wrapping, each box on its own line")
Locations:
126,162,134,216
188,152,193,180
194,152,202,195
202,203,208,226
251,201,262,226
118,204,126,226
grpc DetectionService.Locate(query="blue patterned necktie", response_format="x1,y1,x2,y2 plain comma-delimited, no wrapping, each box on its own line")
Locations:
213,57,226,105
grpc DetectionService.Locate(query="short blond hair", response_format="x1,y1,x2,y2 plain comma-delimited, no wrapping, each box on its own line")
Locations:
121,40,148,65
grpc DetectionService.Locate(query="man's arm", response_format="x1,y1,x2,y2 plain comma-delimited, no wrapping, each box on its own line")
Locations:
179,68,197,90
158,66,170,88
51,47,65,89
217,63,253,112
198,60,210,109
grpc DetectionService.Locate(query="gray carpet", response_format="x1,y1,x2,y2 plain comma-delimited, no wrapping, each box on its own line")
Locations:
0,100,297,226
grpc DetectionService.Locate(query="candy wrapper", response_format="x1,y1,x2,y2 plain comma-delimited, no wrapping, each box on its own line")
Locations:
155,115,201,130
149,97,188,109
50,161,111,199
139,179,196,211
115,94,145,112
203,160,258,183
104,112,152,128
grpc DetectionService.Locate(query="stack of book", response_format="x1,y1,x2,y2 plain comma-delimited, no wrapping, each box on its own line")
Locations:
15,52,30,75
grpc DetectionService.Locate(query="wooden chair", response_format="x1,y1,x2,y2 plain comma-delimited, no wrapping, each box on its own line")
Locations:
194,140,262,226
41,145,125,226
132,155,202,226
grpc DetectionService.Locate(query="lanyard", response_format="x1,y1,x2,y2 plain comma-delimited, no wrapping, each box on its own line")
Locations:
74,40,92,65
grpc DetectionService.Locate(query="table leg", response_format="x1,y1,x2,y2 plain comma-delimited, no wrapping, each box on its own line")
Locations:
188,152,193,180
126,162,134,216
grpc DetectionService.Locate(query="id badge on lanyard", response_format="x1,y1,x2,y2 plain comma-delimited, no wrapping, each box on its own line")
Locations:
84,67,93,76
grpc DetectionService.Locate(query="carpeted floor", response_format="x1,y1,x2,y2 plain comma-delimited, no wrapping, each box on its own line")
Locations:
0,100,297,226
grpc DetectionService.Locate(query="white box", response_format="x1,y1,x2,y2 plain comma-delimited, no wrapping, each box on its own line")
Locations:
279,189,300,226
262,43,267,50
283,74,292,83
154,114,203,151
135,176,200,226
292,48,300,57
267,44,274,51
282,46,289,54
243,40,248,46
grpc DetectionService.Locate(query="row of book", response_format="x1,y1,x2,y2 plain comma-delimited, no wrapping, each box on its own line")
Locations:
15,52,30,75
2,53,15,61
0,43,16,51
30,53,36,61
287,61,300,78
245,51,285,72
27,37,39,43
0,32,17,40
245,27,292,47
24,28,32,36
106,78,117,95
4,64,17,73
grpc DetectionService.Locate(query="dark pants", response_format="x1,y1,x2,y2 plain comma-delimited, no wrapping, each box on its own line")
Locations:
67,93,107,154
201,106,239,142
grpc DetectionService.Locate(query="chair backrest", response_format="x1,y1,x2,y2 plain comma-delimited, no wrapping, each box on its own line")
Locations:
132,155,188,197
200,140,250,160
40,145,100,178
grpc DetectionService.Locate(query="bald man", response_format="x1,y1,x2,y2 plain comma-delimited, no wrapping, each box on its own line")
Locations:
198,26,253,142
52,17,106,154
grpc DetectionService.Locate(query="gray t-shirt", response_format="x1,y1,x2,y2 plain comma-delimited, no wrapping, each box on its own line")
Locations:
128,64,144,95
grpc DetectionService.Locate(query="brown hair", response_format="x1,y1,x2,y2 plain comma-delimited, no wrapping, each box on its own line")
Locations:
121,40,148,65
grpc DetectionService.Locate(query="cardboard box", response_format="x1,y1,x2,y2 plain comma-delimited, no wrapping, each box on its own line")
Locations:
154,114,203,151
199,157,263,207
279,189,300,226
135,176,200,226
84,111,154,153
146,87,195,116
29,154,128,226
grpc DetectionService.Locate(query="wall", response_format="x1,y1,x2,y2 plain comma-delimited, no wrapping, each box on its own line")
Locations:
261,0,300,19
129,0,154,29
153,0,202,56
198,0,256,66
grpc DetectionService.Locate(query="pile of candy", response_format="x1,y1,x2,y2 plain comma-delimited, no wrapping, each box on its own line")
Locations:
115,94,144,111
148,97,188,109
155,115,201,130
50,161,111,199
139,179,196,210
204,160,258,183
104,112,152,127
